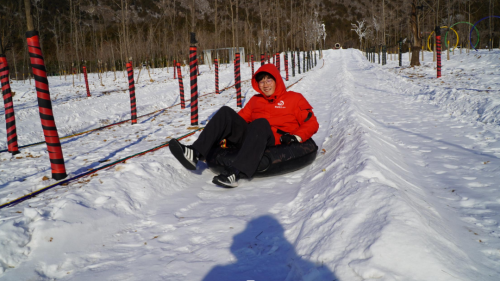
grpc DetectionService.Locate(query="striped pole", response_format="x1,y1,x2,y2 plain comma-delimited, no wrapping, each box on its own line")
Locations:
284,52,289,81
82,66,91,97
233,59,237,89
292,51,295,77
276,52,280,72
436,27,442,78
215,58,219,94
0,55,20,155
251,54,254,76
173,59,176,79
260,54,264,66
126,62,137,124
235,53,242,108
26,31,67,180
272,53,275,65
189,46,198,126
176,62,185,109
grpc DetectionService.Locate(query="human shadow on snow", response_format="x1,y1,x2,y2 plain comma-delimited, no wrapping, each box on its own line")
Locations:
202,215,337,281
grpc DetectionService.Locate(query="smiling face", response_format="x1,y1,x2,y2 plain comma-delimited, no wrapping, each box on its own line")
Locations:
258,75,276,97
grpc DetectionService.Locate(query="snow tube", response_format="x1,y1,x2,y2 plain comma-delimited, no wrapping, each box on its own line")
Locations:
206,138,318,178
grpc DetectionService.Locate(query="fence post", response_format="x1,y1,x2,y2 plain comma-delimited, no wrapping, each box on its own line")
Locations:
176,62,185,109
382,45,387,65
0,56,20,155
297,50,301,74
260,54,264,66
285,51,289,81
173,59,176,79
292,51,295,77
26,31,67,180
303,51,306,73
189,33,198,126
126,62,137,124
251,54,254,76
82,66,91,97
398,40,403,67
305,51,308,71
378,46,381,64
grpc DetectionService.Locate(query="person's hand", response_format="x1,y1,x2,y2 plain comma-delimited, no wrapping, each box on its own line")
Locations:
280,133,299,145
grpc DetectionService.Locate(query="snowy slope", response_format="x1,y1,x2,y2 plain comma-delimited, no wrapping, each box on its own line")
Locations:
0,49,499,281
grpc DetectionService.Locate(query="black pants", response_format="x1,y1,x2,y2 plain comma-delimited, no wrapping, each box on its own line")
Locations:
192,106,275,177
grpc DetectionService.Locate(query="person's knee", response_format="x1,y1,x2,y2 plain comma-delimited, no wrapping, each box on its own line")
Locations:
218,106,233,114
213,106,233,119
249,118,271,129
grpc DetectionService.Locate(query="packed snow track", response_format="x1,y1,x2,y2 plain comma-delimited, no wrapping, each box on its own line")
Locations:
1,49,499,280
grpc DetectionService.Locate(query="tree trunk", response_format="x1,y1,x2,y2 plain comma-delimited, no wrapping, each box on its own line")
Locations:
410,0,421,67
24,0,34,31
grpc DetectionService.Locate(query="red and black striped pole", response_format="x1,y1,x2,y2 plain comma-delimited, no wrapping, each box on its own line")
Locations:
26,31,67,180
189,35,198,126
215,58,219,94
0,55,20,155
260,54,264,66
272,53,275,65
235,53,242,108
82,66,91,97
176,62,185,109
436,26,442,78
126,62,137,124
251,54,254,76
173,59,177,79
292,51,295,77
276,52,280,72
284,52,289,81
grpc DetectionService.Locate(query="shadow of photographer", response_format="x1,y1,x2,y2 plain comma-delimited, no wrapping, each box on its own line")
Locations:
202,215,337,281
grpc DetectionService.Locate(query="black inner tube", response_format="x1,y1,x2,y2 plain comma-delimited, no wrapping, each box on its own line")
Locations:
206,138,318,178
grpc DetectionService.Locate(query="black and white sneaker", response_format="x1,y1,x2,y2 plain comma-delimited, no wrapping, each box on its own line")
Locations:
212,168,240,188
169,139,198,170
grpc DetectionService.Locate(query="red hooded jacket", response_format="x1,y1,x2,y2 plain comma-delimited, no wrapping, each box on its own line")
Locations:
238,64,319,145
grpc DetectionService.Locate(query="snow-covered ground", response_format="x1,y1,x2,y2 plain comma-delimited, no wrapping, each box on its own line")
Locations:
1,48,499,280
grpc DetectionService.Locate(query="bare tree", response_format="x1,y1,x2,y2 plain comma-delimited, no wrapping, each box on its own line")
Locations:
351,20,369,49
410,0,423,66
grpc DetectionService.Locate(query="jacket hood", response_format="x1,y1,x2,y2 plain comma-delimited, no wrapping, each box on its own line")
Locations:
251,64,286,101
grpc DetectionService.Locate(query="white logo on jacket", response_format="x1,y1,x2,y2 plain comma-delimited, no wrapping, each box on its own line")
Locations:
275,100,286,108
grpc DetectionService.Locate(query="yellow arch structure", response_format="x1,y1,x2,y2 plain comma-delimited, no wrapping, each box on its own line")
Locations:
427,26,459,52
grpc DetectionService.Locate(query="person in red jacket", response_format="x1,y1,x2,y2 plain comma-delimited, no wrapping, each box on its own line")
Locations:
169,64,318,188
